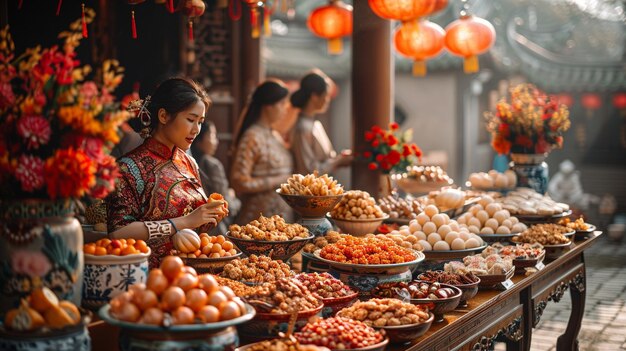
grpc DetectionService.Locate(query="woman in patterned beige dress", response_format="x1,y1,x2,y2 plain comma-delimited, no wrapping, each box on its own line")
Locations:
230,80,294,225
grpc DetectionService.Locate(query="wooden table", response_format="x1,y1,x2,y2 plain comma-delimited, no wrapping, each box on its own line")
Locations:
88,232,601,351
390,232,601,351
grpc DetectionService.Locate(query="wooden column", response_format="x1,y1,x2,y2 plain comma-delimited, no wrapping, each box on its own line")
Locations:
240,8,262,103
351,2,393,196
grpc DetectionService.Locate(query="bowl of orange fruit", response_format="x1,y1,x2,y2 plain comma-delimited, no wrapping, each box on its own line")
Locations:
82,239,151,310
99,256,255,338
171,231,242,274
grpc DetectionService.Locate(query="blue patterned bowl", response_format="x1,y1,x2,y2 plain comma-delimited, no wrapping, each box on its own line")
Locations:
82,249,150,310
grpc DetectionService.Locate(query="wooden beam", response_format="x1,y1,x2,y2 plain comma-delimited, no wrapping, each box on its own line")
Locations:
351,1,393,195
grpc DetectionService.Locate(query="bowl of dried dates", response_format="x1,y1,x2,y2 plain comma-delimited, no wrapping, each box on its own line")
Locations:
416,270,480,308
295,317,388,350
407,281,462,322
294,273,358,317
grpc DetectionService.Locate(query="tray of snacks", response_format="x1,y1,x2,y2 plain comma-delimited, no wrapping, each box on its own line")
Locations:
445,255,515,288
378,194,423,224
294,273,358,317
313,236,425,274
559,217,596,239
226,215,313,261
294,317,389,349
481,243,545,270
511,223,573,254
457,197,528,242
495,188,572,223
393,165,454,195
542,241,573,260
337,298,433,344
466,170,517,192
277,173,345,218
329,190,388,236
378,205,486,260
414,188,481,218
301,231,349,273
221,254,294,285
237,338,332,351
416,270,480,307
238,278,324,339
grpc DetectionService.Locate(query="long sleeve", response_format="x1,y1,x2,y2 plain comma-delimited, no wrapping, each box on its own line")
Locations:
106,162,142,233
292,119,336,175
230,130,284,194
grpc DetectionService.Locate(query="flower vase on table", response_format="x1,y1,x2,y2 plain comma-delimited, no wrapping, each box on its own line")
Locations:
509,153,549,194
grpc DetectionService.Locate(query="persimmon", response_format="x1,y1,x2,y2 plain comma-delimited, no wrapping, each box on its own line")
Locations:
160,256,184,281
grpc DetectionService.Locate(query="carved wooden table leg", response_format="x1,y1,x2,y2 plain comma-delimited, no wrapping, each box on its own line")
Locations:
556,269,586,351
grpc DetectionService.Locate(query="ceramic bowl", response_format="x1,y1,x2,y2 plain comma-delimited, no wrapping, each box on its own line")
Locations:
544,241,573,260
476,266,516,287
313,249,425,275
375,312,434,344
409,283,462,322
277,190,344,218
574,224,596,240
82,249,150,310
236,341,330,351
237,304,324,340
328,214,389,237
320,291,359,318
226,233,314,262
395,177,453,195
180,251,243,274
416,273,480,308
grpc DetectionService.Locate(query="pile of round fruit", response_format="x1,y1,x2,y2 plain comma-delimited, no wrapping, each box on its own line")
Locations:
294,317,385,350
84,238,149,256
172,233,237,259
108,256,247,325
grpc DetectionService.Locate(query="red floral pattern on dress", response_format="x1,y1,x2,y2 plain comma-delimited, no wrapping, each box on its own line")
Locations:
107,138,208,268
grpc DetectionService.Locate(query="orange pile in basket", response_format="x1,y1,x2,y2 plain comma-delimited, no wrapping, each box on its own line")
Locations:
84,238,149,256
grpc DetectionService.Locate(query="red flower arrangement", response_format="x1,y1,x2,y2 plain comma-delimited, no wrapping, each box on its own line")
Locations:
485,83,571,155
362,122,422,174
0,10,131,200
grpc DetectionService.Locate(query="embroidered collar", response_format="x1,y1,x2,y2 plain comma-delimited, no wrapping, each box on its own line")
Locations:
144,137,177,159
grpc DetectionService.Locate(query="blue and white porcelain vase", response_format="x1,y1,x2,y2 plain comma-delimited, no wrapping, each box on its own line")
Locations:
510,153,549,194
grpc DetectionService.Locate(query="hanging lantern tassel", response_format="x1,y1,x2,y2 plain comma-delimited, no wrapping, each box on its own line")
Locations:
264,6,271,37
188,20,194,41
328,38,343,55
81,3,88,38
168,0,174,13
412,60,427,76
56,0,63,16
464,55,479,73
250,7,260,38
18,0,23,10
132,10,138,39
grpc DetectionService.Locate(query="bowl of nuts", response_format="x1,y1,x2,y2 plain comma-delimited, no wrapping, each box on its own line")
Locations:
328,190,388,237
238,278,324,340
277,173,345,218
294,273,358,317
294,317,388,350
226,215,314,261
407,281,462,322
376,312,435,344
221,255,294,285
236,339,331,351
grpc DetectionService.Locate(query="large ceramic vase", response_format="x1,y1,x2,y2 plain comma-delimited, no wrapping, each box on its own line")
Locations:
0,199,84,315
510,153,549,194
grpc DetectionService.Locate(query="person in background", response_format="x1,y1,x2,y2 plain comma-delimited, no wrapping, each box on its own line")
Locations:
107,77,227,268
191,120,241,234
290,70,353,175
230,79,294,224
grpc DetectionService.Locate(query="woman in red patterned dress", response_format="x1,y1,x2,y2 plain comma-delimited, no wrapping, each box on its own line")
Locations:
107,78,227,268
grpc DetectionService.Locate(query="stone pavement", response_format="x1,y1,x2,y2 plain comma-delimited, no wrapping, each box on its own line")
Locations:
496,235,626,351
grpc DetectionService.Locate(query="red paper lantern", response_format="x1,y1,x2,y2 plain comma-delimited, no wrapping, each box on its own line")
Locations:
444,14,495,73
612,92,626,109
308,0,353,55
581,93,602,110
368,0,446,21
179,0,206,42
243,0,263,38
553,93,574,108
394,20,445,76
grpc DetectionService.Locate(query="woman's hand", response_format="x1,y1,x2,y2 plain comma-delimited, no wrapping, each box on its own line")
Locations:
184,201,228,229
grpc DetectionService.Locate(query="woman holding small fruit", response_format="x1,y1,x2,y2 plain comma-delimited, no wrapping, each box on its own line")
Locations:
107,78,228,268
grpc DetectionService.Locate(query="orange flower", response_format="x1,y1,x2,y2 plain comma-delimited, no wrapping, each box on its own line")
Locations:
44,148,96,199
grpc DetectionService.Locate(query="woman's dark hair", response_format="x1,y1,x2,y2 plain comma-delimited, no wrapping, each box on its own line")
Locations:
290,71,330,109
129,77,211,135
233,80,288,147
190,120,216,161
